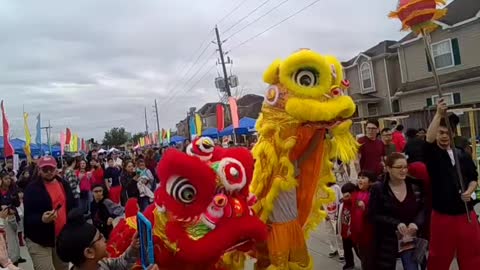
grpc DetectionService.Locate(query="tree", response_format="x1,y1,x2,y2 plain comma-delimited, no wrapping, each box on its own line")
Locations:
131,132,146,144
102,127,129,147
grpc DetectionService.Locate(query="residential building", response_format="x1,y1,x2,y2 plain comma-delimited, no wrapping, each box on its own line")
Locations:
392,0,480,130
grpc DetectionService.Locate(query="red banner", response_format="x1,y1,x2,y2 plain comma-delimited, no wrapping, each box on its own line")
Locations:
65,128,72,144
81,138,86,152
1,100,14,158
216,103,225,132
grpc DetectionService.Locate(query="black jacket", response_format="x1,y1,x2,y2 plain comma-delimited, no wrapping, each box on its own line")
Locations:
368,178,426,270
24,176,75,247
404,138,425,163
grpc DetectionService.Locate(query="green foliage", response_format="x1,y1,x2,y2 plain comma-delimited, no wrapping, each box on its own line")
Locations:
102,127,129,147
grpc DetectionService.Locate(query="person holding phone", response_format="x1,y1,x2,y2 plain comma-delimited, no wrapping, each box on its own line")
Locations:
57,209,159,270
24,156,75,270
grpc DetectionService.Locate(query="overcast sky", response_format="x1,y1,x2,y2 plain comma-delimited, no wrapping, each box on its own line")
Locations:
1,0,413,142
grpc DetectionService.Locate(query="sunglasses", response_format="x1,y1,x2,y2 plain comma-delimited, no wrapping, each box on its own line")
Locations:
41,167,56,173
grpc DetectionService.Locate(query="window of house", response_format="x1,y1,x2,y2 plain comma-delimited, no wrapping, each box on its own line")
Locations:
392,100,400,113
360,62,373,91
427,38,461,71
367,103,378,116
427,93,461,107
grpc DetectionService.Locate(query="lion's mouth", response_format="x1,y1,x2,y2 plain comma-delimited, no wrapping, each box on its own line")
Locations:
302,118,346,129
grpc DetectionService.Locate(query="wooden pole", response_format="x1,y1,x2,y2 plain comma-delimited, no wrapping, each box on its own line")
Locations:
469,111,477,162
422,29,471,222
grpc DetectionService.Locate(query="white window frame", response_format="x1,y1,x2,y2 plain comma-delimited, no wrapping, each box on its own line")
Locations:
431,93,454,106
359,62,375,93
431,39,455,70
367,103,378,116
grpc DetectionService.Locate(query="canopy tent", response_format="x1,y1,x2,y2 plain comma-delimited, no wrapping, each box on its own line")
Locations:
201,127,219,138
218,117,257,136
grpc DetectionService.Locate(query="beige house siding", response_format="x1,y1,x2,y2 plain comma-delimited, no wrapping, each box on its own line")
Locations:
386,55,401,95
345,66,361,95
399,21,480,82
399,82,480,112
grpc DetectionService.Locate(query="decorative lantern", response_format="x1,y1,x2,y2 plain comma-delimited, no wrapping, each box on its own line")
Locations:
389,0,447,35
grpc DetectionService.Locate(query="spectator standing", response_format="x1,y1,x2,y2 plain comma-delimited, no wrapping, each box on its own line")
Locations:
64,157,79,207
425,99,480,270
339,183,359,270
369,153,426,270
380,128,397,157
24,156,74,270
76,160,95,216
392,124,406,152
104,158,122,204
0,173,24,265
356,119,385,177
404,128,426,163
323,182,344,261
119,161,139,207
90,185,124,239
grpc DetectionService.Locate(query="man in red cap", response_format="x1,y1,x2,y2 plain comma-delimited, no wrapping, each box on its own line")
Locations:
23,156,75,270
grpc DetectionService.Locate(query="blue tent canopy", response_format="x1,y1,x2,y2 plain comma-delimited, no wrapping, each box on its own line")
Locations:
201,127,219,138
170,135,186,144
218,117,257,136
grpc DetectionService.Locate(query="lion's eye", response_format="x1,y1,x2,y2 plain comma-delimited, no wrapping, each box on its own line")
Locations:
167,176,197,204
293,68,318,87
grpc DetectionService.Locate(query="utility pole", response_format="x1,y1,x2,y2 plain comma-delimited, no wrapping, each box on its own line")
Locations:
153,99,161,143
215,25,232,97
144,107,149,135
41,120,53,155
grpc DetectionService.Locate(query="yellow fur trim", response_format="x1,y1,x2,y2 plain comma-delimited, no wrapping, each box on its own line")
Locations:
278,50,331,99
222,251,246,270
324,55,344,87
288,255,314,270
330,120,360,162
264,59,282,85
285,96,356,123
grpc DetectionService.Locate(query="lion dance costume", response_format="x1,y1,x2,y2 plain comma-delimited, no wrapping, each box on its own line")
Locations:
251,49,358,270
107,137,268,270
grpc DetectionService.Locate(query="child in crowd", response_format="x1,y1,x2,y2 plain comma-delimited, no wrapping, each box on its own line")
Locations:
135,159,155,212
352,171,376,270
56,209,158,270
339,182,359,270
323,182,344,261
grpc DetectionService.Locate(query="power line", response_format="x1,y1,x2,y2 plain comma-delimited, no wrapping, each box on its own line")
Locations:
184,64,217,94
224,0,290,41
229,0,322,52
217,0,249,26
222,0,273,34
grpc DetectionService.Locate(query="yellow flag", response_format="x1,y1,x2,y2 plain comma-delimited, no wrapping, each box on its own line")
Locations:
23,112,32,161
195,114,203,136
73,134,78,152
140,137,145,147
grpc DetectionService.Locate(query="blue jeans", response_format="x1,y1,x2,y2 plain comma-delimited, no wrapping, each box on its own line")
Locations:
400,250,422,270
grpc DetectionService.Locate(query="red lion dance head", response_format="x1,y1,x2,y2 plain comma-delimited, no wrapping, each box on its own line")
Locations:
108,139,267,270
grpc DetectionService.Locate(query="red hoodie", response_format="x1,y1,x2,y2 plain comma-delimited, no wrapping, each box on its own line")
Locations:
351,190,372,245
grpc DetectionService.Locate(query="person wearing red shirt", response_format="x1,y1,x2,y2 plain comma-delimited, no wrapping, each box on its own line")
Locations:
392,124,406,152
89,159,104,186
339,182,359,270
24,156,75,270
356,119,385,177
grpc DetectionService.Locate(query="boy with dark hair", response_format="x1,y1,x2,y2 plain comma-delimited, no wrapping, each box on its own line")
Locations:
380,128,397,157
339,182,358,270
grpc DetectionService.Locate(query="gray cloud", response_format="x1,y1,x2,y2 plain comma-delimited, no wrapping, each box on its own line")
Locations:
1,0,406,141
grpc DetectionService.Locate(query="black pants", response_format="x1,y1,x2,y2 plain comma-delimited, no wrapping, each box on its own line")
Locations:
342,238,359,268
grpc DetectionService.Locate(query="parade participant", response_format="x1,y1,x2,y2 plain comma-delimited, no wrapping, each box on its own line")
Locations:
56,209,158,270
251,49,358,269
356,119,385,177
425,99,480,270
369,153,426,270
106,143,267,270
24,156,74,270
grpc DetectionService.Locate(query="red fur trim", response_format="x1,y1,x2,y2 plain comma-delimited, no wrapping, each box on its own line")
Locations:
156,149,217,219
165,215,267,264
106,220,136,257
125,198,139,218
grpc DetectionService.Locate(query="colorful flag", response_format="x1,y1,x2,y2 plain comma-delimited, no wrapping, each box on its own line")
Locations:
140,137,145,147
195,114,203,136
60,132,66,156
65,128,71,145
1,101,14,158
167,129,171,143
23,112,32,161
77,136,81,152
72,134,78,152
228,97,240,129
216,103,225,132
35,113,41,147
189,116,196,137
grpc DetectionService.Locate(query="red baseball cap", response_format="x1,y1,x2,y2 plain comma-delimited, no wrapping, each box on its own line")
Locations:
37,156,57,168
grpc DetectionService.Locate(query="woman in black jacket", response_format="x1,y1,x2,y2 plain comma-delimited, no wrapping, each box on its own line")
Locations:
90,185,124,239
369,152,426,270
119,161,139,206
